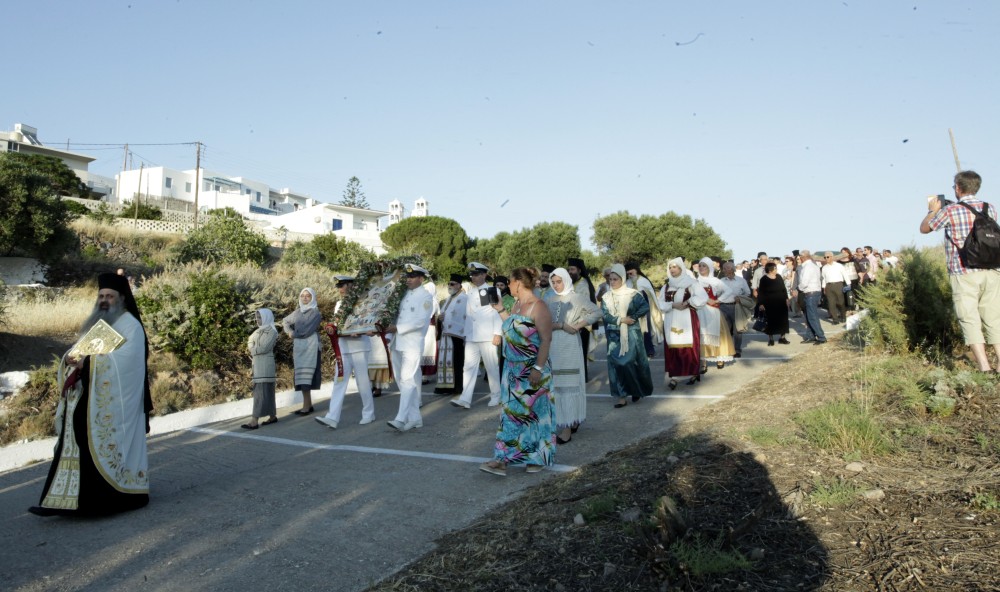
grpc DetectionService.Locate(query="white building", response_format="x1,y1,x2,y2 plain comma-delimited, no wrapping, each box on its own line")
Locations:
385,197,430,227
116,165,389,253
256,203,389,254
1,123,115,197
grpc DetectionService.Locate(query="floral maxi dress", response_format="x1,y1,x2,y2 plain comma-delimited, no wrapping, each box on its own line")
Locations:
492,313,556,467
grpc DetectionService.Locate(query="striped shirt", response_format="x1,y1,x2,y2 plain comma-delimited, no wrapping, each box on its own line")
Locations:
928,197,999,275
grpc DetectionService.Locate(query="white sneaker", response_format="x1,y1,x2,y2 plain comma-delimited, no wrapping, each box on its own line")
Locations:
450,399,470,409
487,399,501,408
386,419,405,431
315,417,338,429
402,420,422,431
359,417,375,425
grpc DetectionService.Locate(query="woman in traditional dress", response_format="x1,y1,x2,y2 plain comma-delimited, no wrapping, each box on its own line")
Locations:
601,264,653,408
658,258,708,390
242,308,279,429
546,267,601,444
283,287,322,415
756,262,791,346
696,257,736,372
479,267,555,477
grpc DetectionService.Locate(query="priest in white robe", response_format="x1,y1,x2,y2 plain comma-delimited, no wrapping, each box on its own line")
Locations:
30,273,151,517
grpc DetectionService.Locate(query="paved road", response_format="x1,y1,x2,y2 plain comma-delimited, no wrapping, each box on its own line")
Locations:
0,318,841,592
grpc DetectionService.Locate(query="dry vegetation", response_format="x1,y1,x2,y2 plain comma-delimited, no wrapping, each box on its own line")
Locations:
370,342,1000,592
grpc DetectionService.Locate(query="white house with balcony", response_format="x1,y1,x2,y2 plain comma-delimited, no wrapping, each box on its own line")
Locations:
116,166,286,215
116,165,390,253
1,123,115,198
253,203,389,254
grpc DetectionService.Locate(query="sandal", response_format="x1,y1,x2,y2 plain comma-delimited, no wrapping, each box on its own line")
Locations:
240,423,259,430
556,435,572,445
261,417,278,425
479,460,507,477
614,399,628,408
293,407,314,416
669,379,678,391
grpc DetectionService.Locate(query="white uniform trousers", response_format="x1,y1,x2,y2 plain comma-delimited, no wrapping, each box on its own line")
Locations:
457,340,501,405
391,348,423,424
323,351,375,423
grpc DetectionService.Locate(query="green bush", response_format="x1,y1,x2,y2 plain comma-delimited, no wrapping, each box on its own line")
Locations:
177,208,269,266
63,200,90,219
857,246,961,361
137,262,340,371
281,233,377,272
86,202,117,224
121,200,163,221
138,270,254,370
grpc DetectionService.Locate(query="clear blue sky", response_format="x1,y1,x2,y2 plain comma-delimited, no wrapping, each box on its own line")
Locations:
6,1,999,260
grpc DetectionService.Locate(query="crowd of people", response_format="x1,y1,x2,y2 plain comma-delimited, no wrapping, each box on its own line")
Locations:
29,169,1000,516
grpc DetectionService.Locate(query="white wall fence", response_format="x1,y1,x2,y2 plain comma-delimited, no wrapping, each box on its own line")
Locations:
61,197,324,246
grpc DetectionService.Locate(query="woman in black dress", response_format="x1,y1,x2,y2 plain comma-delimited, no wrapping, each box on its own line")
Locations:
756,262,790,346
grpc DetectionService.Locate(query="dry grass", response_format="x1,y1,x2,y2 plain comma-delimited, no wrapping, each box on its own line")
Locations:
4,286,94,337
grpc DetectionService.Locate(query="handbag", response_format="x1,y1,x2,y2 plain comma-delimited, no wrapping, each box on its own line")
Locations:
752,316,768,333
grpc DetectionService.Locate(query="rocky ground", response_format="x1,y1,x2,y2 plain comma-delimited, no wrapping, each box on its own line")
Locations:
370,343,1000,592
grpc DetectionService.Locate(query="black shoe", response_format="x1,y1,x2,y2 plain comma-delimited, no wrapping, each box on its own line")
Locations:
293,407,314,416
556,435,572,445
240,423,259,430
570,425,579,434
778,338,790,345
813,340,827,345
767,339,774,346
733,352,741,358
372,389,382,398
801,337,816,344
686,376,698,386
631,394,640,402
669,379,678,390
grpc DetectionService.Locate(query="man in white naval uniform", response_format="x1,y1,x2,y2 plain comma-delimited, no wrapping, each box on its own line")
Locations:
386,264,435,431
317,275,376,429
451,262,503,409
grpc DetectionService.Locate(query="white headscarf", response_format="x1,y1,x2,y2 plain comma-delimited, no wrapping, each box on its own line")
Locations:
666,257,695,290
256,308,275,327
602,264,638,356
551,267,573,297
299,287,318,313
698,257,715,276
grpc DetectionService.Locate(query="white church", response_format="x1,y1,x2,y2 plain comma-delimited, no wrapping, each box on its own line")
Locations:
385,197,429,226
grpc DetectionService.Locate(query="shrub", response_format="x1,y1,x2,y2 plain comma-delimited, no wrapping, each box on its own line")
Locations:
121,200,163,221
0,153,77,262
137,262,340,371
177,208,269,266
63,200,90,219
86,202,117,224
138,270,254,370
281,233,377,272
857,246,961,362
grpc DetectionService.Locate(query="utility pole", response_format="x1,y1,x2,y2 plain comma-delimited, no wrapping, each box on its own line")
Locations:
949,128,962,172
114,143,128,203
134,163,144,227
193,142,201,230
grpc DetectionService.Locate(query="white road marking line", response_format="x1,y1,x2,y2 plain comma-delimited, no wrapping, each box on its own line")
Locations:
185,427,579,473
586,393,726,400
